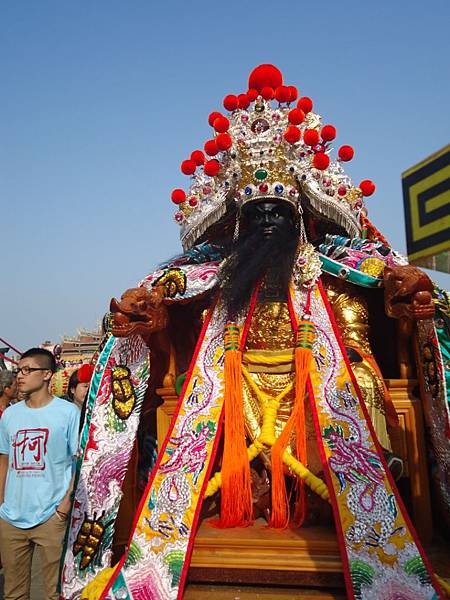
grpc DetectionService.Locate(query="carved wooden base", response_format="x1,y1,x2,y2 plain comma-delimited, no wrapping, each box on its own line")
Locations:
189,519,344,588
184,583,347,599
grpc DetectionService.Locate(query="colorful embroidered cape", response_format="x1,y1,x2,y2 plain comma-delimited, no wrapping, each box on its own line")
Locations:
59,246,447,600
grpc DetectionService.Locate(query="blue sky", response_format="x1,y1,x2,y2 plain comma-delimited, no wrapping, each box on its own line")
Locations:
1,0,449,353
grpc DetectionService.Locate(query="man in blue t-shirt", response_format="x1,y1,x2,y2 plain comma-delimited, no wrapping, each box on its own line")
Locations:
0,348,80,600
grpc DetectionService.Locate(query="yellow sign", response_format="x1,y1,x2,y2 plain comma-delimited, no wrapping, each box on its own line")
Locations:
402,144,450,265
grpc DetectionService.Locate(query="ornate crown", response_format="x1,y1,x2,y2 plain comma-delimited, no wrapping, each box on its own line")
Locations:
171,64,376,250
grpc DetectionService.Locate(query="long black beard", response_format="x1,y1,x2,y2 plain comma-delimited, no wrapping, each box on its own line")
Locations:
219,225,299,318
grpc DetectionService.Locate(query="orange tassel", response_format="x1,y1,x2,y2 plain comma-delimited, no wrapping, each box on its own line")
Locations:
217,324,253,528
270,319,314,528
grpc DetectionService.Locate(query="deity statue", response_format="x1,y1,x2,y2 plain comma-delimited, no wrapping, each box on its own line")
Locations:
60,65,449,600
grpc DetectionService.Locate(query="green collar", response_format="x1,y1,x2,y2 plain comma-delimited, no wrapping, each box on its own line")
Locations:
319,254,383,288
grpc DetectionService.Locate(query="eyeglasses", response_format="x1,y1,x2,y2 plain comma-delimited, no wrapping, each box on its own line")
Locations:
13,366,50,376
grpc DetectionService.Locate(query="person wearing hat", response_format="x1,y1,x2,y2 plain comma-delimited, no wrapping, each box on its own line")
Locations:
67,364,94,411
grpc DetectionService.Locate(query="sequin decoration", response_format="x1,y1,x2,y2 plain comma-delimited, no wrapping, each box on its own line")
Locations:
358,257,386,277
112,366,137,420
153,268,187,298
292,243,322,288
73,515,106,570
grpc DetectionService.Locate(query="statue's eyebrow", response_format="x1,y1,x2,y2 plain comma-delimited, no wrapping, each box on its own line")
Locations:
269,206,286,215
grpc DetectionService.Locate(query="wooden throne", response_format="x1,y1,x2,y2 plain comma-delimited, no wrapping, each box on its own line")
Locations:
155,368,432,589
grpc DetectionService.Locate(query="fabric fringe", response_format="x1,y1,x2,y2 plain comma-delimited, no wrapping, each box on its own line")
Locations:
269,319,315,528
301,179,361,239
216,323,253,528
181,192,228,251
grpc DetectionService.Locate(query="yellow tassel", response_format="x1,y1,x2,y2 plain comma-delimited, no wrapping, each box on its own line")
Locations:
205,442,330,502
270,319,315,528
216,323,253,528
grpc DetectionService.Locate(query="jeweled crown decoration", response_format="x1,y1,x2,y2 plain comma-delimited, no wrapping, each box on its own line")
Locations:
171,64,376,250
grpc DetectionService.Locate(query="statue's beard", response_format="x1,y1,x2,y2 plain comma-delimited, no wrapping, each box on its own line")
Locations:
219,224,299,319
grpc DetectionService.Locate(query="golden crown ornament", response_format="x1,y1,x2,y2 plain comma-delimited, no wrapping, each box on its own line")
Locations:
171,64,377,251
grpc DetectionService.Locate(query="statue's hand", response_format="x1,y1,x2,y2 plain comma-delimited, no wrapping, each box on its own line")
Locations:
110,286,168,338
250,467,271,522
384,265,435,321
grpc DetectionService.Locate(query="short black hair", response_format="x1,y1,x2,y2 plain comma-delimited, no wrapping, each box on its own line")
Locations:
20,348,57,373
67,369,79,401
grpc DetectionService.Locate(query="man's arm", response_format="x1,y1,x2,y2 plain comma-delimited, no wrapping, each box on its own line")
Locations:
56,474,75,519
0,454,9,505
56,405,81,520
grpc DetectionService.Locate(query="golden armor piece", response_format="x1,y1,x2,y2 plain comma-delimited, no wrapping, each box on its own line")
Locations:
241,287,394,467
242,302,322,476
326,282,393,450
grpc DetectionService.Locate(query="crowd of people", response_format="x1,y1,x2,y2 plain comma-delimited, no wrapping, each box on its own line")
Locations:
0,349,93,600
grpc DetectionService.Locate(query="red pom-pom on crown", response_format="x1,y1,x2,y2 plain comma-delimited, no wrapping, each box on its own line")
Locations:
288,108,305,125
204,139,219,156
297,96,313,113
181,159,196,175
321,125,336,142
213,116,230,133
248,64,283,93
261,86,274,100
216,133,233,151
238,93,250,109
359,180,376,196
313,152,330,170
284,126,301,144
288,85,298,102
204,159,221,177
223,94,239,111
171,189,186,204
338,145,354,161
303,129,320,146
208,111,222,127
191,150,205,166
275,85,290,103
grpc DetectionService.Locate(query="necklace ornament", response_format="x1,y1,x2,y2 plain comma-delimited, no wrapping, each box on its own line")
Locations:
293,243,322,288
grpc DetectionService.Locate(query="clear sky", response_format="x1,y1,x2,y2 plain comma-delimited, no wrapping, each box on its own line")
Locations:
1,0,449,353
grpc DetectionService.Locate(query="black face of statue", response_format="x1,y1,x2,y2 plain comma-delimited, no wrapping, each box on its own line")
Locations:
219,200,299,317
243,201,296,238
